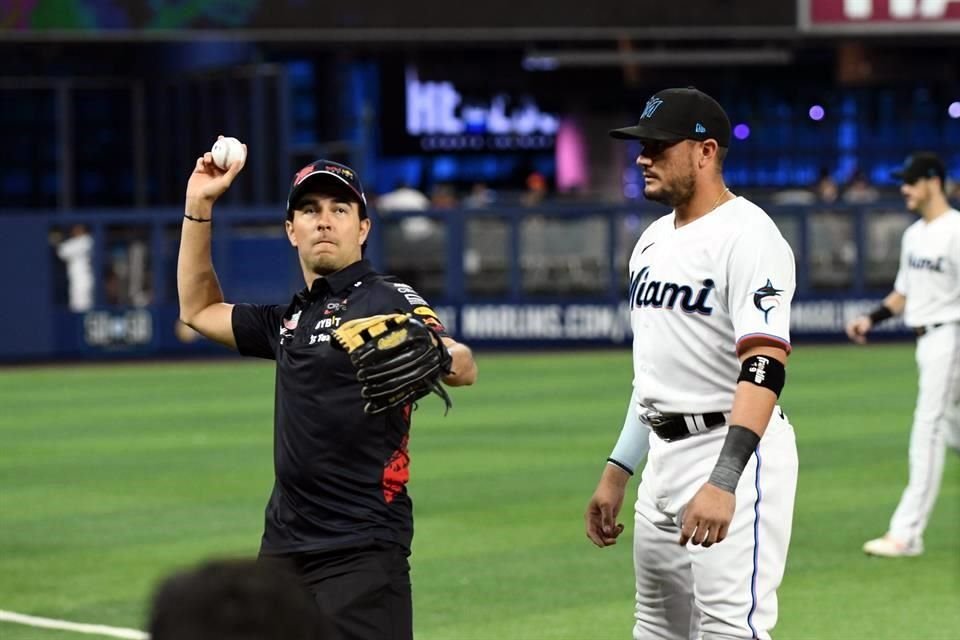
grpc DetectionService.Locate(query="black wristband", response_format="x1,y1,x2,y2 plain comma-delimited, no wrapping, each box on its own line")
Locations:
707,425,760,493
184,213,212,223
867,305,893,325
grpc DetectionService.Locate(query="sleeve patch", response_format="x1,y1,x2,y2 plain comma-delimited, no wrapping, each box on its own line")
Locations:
391,283,428,307
751,278,784,324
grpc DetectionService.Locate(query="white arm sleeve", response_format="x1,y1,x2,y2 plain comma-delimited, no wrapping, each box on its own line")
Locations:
607,389,650,475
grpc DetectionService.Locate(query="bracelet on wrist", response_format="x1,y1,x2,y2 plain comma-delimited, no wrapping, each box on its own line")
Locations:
184,212,212,223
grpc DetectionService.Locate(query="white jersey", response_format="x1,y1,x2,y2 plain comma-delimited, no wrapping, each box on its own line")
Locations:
628,196,795,414
57,233,93,283
893,208,960,328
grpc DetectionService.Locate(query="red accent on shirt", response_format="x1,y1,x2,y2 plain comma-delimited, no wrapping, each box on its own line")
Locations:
382,433,410,503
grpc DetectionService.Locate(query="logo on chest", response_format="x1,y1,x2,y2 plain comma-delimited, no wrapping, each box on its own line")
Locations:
279,309,348,346
324,298,348,315
908,253,946,273
309,315,343,345
279,310,302,345
628,266,715,315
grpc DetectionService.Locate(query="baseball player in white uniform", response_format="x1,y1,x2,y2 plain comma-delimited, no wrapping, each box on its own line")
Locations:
846,152,960,558
585,87,798,640
56,223,94,312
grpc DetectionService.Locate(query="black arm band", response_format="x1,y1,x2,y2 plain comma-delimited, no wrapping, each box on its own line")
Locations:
737,355,786,397
867,305,894,325
707,425,760,493
184,213,212,223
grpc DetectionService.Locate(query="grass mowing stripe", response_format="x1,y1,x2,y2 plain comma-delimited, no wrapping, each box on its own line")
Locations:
0,345,956,639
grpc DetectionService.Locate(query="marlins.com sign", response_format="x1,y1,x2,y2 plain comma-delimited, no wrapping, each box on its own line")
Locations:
800,0,960,31
438,300,906,344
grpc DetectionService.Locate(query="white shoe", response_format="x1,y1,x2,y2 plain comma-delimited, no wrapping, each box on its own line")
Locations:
863,535,923,557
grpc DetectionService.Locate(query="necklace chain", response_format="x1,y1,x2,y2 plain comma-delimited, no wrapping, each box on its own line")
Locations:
708,187,731,213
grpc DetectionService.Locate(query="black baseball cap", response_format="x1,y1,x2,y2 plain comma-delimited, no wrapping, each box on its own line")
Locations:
610,87,732,148
286,160,368,219
891,152,945,184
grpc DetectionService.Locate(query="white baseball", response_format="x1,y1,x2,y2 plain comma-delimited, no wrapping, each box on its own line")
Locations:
211,136,246,170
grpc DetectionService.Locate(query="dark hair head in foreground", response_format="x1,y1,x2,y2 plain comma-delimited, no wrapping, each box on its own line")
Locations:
148,558,329,640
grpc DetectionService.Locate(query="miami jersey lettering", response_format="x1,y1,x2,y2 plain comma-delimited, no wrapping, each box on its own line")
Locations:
628,197,795,414
894,209,960,327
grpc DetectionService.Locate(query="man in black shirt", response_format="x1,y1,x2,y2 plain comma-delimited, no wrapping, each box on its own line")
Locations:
177,140,478,640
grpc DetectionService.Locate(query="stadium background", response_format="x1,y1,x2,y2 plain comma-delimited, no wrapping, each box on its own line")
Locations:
1,1,958,638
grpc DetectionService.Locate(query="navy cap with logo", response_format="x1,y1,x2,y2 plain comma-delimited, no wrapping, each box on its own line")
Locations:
286,160,368,219
610,87,732,148
891,152,945,185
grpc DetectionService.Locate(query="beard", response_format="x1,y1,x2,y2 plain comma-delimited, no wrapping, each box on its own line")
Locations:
311,255,347,276
645,170,696,208
303,250,344,277
311,262,337,276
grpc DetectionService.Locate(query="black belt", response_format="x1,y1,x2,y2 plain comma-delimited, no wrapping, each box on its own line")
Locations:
640,411,727,442
914,323,944,337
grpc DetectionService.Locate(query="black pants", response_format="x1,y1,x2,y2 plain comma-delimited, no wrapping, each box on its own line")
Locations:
272,545,413,640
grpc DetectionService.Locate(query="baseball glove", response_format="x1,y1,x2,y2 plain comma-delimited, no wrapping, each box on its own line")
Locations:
333,313,453,415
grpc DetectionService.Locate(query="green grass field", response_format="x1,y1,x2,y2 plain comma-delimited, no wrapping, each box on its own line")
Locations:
1,344,958,639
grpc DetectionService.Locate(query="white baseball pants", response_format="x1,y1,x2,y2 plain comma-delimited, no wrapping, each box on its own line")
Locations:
889,323,960,544
632,410,798,640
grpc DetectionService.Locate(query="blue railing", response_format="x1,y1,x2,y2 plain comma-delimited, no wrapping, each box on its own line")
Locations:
0,199,916,360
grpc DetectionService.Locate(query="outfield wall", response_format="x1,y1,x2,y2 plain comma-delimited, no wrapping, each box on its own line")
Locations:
0,201,913,361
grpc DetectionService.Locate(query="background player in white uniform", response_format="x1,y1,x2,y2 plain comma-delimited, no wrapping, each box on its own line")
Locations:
585,87,798,640
55,223,94,312
846,152,960,557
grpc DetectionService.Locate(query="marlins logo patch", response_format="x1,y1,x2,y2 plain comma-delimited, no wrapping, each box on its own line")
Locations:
640,96,664,119
753,279,783,323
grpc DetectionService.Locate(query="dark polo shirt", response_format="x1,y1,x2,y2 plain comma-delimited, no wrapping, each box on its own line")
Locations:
232,259,448,555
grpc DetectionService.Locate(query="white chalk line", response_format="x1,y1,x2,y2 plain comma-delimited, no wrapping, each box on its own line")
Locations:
0,609,148,639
